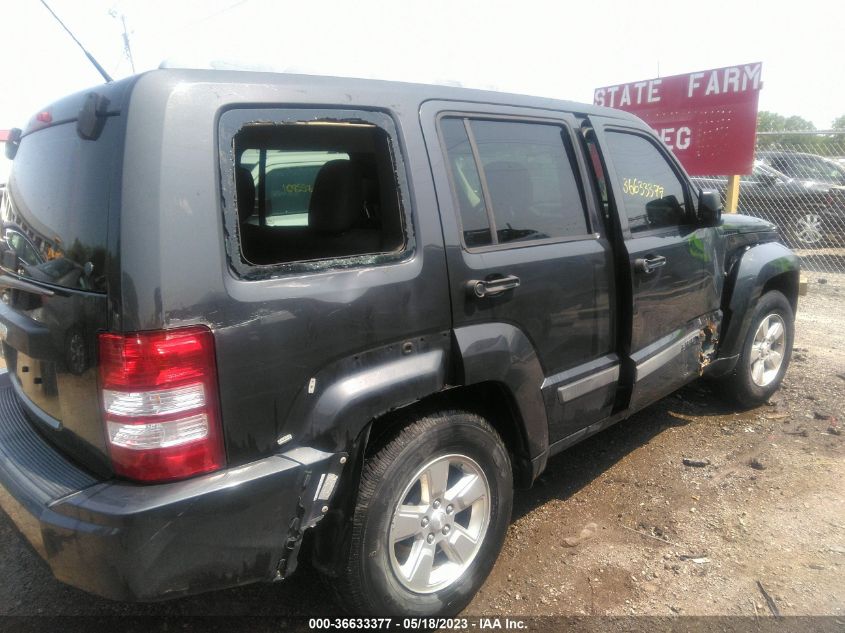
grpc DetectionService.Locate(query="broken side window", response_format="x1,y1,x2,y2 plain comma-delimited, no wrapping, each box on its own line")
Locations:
232,120,406,267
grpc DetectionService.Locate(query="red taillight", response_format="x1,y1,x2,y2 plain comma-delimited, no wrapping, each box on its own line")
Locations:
36,110,52,123
98,326,225,482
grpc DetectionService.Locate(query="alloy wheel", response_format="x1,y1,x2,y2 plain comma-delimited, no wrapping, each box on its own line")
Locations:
750,313,786,387
388,453,491,594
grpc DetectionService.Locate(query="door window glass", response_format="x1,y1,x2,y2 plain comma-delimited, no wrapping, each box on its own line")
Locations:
471,120,588,244
605,131,689,233
439,118,492,247
440,117,589,247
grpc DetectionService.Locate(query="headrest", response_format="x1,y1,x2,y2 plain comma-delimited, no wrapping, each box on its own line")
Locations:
309,160,364,233
484,161,532,216
235,166,256,223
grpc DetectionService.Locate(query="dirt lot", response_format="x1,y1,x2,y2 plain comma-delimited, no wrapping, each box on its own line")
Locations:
0,273,842,620
469,270,844,618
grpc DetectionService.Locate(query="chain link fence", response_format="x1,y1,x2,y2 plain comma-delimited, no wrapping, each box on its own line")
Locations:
692,131,845,275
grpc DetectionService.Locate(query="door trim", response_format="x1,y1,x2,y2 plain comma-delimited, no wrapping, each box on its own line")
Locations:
556,364,620,404
635,330,702,382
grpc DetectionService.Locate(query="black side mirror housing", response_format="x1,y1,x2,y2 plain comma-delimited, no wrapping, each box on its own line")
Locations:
698,190,723,226
77,93,110,141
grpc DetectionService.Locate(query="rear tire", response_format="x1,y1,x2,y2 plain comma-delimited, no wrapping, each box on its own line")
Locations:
330,410,512,616
720,290,794,407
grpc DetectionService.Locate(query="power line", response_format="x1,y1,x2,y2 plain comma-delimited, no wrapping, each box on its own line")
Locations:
39,0,113,82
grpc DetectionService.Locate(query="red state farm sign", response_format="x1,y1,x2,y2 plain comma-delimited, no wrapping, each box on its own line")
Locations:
594,63,762,176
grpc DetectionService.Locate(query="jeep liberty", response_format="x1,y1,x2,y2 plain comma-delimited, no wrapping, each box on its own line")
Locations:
0,70,798,616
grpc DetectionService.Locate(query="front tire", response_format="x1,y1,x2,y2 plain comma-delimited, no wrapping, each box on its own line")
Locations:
332,410,513,616
723,290,794,407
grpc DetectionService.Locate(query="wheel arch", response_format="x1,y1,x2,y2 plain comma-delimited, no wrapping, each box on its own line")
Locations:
711,241,800,376
308,323,550,577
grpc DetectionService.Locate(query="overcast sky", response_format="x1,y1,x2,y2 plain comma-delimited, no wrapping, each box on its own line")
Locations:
2,0,843,129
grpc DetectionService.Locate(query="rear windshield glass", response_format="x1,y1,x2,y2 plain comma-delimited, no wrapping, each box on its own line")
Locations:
1,118,119,293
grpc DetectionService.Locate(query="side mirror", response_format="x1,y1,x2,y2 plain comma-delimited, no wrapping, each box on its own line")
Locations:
698,190,722,226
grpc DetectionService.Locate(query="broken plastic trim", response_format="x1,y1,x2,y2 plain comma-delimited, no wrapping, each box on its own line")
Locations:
698,319,719,373
276,449,348,580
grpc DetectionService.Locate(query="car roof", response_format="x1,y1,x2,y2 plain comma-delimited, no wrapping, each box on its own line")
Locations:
37,69,644,129
759,150,834,161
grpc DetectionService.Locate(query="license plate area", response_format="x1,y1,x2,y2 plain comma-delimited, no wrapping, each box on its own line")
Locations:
15,351,62,422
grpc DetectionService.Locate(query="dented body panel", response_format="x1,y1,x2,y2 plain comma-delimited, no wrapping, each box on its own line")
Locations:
709,239,800,376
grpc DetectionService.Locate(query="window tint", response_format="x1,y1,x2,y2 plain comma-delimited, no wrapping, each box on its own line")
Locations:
440,117,588,248
3,119,119,292
232,122,404,266
605,131,689,233
439,119,492,247
472,120,587,244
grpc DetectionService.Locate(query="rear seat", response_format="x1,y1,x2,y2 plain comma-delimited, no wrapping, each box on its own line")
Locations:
236,160,382,265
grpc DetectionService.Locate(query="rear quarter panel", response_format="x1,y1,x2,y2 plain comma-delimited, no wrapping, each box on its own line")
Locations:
118,71,452,465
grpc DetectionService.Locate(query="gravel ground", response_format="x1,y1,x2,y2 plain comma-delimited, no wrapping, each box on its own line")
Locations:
0,273,842,620
467,270,844,617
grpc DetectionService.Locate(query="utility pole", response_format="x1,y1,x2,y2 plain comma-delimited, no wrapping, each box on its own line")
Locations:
110,9,135,74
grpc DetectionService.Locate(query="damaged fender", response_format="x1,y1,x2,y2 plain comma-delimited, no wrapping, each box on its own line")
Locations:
709,242,800,377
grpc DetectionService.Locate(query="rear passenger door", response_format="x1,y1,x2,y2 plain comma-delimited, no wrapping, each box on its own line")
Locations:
421,103,617,443
588,118,723,411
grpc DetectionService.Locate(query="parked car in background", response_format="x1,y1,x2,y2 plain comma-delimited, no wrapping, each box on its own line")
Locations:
692,161,845,247
757,150,845,188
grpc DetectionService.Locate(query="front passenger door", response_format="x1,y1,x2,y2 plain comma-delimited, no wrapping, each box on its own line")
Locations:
590,119,724,411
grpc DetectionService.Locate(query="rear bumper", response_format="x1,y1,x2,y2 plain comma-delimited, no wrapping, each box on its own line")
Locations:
0,373,345,601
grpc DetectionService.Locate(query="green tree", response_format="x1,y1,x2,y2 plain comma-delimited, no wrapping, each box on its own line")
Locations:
784,115,815,131
757,111,815,132
832,115,845,129
757,111,786,132
757,111,820,150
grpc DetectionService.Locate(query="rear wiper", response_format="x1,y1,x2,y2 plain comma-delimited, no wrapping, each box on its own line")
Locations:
0,274,55,297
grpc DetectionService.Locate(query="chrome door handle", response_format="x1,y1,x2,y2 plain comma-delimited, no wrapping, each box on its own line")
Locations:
467,275,521,298
635,255,667,274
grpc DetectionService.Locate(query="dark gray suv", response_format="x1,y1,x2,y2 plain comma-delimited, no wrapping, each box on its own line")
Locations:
0,70,799,616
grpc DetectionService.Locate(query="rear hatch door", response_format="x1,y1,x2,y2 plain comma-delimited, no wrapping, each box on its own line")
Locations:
0,87,128,477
